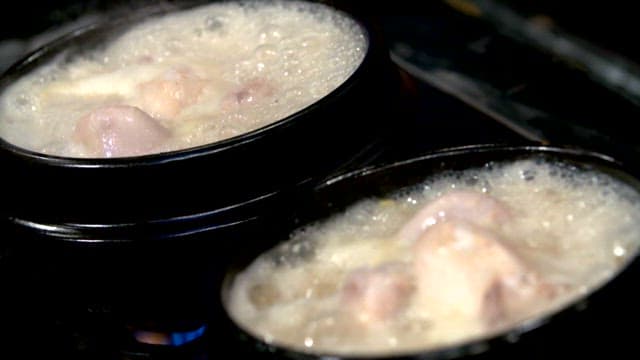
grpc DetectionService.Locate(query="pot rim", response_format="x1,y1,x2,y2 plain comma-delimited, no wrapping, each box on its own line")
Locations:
321,143,623,187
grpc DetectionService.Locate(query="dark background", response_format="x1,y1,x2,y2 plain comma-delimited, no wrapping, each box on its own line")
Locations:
2,1,638,63
1,0,638,46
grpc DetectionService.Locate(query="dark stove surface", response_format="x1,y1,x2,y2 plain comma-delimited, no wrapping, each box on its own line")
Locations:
2,2,640,359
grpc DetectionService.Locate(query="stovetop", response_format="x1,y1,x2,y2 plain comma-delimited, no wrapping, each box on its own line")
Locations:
2,1,640,358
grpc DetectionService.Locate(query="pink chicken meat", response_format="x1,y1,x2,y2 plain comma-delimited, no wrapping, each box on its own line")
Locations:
340,191,556,330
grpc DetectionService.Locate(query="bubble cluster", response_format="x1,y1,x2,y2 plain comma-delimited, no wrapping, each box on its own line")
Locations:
0,1,366,157
227,157,640,355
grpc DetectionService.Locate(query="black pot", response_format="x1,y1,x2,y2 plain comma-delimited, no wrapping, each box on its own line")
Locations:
0,0,403,225
218,144,640,359
0,0,406,351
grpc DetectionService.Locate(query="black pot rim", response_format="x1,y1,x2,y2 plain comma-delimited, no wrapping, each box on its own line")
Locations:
0,0,397,230
5,188,279,245
219,143,640,360
319,143,622,189
0,0,372,168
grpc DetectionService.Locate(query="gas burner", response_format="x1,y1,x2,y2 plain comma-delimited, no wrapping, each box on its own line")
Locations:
129,324,207,347
120,323,209,360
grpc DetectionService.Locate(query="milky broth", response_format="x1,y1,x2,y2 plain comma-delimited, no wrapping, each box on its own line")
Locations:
0,1,366,157
226,158,640,356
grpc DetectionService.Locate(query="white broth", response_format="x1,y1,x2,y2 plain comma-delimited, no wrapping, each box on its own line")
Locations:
0,1,366,157
226,158,640,356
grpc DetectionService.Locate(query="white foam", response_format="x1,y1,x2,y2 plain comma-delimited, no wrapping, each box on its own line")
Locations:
0,1,366,157
226,158,640,355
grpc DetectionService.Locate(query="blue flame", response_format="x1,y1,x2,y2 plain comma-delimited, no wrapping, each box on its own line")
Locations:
134,325,208,346
169,325,207,346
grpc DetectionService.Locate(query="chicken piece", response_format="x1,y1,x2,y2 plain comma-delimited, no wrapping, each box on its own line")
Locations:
341,264,414,324
222,78,275,110
42,65,159,100
397,190,511,243
136,67,206,119
74,105,170,157
413,221,555,328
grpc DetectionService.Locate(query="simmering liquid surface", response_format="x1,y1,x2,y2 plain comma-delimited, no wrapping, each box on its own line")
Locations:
0,1,366,157
226,158,640,356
